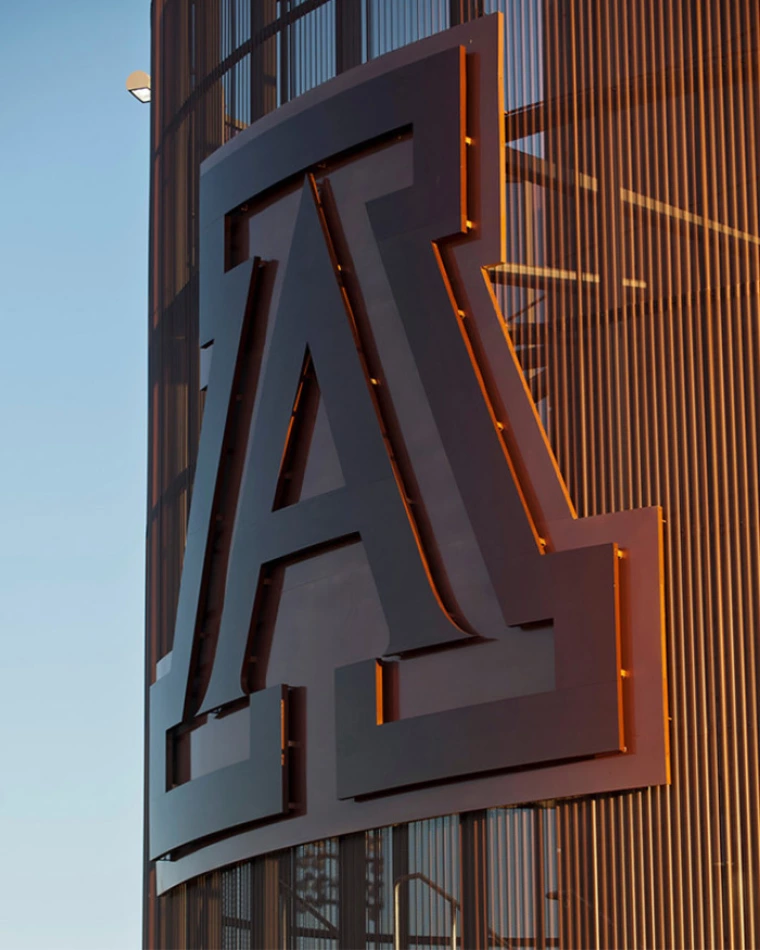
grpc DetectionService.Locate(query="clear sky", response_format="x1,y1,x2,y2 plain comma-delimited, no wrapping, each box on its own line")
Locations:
0,2,149,947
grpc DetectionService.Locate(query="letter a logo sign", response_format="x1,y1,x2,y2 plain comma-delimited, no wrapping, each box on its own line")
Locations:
149,16,668,869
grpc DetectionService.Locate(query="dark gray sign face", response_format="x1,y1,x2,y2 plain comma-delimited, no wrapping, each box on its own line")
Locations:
149,15,668,889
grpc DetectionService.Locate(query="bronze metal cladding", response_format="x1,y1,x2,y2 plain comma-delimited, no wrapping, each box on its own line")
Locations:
148,14,667,886
147,1,760,946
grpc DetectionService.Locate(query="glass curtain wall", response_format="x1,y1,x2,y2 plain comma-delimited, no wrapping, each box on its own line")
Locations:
147,2,760,947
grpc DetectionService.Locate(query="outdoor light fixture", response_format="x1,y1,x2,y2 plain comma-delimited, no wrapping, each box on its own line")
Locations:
126,70,151,103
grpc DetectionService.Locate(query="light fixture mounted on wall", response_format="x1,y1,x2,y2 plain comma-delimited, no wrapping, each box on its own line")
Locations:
126,70,151,103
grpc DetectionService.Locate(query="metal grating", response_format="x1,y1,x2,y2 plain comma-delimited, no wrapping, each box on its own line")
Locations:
147,2,760,947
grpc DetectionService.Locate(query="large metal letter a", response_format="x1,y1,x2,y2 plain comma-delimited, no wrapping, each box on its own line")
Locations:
149,16,668,873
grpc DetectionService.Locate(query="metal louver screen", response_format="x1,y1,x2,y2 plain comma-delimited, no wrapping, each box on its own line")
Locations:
148,2,760,947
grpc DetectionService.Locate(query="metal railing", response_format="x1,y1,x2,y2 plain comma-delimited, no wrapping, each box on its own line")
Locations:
393,873,459,950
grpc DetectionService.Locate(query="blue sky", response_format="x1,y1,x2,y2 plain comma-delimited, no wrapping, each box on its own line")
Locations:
0,2,149,946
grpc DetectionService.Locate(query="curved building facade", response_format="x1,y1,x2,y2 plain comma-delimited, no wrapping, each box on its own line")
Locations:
146,3,760,948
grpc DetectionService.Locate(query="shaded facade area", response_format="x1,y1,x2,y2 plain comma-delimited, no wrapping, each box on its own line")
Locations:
157,812,559,948
146,2,760,948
